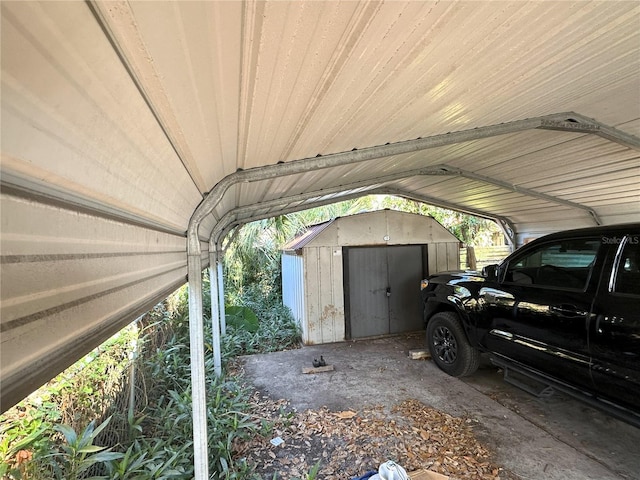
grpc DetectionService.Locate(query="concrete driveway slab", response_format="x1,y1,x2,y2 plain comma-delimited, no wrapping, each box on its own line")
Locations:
241,334,639,480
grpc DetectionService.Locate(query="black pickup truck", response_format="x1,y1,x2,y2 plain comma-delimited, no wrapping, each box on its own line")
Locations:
420,224,640,426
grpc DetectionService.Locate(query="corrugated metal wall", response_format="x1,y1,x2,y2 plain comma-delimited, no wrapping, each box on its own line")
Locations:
428,242,461,274
0,189,192,410
302,246,345,345
281,252,305,337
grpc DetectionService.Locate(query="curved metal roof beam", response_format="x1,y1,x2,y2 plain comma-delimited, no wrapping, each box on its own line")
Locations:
377,187,517,247
208,165,455,247
214,188,404,249
213,189,379,251
538,113,640,151
441,166,603,226
213,185,515,251
209,152,600,248
189,112,640,254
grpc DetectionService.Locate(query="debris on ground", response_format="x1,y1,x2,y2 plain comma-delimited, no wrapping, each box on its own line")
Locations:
302,365,335,374
408,349,431,360
233,392,519,480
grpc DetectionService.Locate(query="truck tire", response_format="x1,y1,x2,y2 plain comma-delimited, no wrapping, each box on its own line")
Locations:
426,311,479,377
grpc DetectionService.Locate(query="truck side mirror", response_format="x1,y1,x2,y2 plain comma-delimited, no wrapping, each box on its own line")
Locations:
482,264,499,281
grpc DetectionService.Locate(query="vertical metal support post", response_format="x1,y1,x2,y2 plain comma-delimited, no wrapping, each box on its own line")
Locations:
187,254,209,479
217,260,226,336
208,250,223,377
497,218,517,251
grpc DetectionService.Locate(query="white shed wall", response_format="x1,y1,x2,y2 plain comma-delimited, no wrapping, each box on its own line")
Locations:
284,211,461,345
308,210,460,247
428,242,461,274
303,246,345,344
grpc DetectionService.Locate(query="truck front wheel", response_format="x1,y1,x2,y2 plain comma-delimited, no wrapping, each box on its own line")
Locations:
426,312,479,377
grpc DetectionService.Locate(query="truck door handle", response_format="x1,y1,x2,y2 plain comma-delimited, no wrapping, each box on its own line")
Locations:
386,287,391,297
549,304,586,317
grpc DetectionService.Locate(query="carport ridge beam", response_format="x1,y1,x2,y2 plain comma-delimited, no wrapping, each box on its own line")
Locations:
188,112,604,253
378,187,517,248
208,165,453,244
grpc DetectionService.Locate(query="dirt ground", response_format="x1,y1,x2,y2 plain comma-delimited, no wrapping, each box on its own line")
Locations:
239,333,640,480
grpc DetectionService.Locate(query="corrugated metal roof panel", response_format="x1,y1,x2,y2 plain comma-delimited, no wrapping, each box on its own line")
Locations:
2,0,640,411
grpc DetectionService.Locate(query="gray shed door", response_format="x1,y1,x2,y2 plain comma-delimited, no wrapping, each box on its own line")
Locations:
346,245,425,339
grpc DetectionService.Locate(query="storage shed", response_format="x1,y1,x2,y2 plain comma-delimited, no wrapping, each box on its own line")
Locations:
282,210,460,344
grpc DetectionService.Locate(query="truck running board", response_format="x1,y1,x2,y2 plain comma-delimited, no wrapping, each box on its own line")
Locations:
502,365,556,399
490,357,556,399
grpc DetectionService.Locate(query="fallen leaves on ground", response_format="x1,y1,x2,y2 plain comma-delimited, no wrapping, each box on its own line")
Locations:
233,394,519,480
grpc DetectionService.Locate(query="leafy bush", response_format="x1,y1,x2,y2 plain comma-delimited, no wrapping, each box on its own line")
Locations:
1,262,301,480
221,284,301,359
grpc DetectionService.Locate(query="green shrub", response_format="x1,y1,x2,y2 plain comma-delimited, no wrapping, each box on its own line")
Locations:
1,269,301,480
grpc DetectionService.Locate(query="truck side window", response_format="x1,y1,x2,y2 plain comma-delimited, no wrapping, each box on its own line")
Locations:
504,238,600,289
612,237,640,296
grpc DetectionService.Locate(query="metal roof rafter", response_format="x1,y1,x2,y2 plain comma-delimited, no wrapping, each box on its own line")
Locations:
538,114,640,151
190,112,591,251
208,165,457,245
189,112,640,253
444,166,602,225
214,189,381,250
377,187,517,247
213,184,517,249
209,162,601,247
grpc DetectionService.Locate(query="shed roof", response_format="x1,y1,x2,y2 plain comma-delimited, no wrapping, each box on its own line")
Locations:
282,220,335,251
1,1,639,409
283,210,460,251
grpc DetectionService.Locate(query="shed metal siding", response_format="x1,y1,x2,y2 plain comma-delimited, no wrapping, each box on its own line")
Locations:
302,246,345,344
287,211,459,344
281,252,305,333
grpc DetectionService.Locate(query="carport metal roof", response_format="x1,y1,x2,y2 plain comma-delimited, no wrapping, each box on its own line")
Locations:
1,1,639,477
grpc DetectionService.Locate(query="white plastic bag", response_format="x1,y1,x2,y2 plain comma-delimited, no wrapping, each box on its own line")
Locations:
369,460,409,480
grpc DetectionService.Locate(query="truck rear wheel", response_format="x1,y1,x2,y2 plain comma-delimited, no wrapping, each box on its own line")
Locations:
426,312,479,377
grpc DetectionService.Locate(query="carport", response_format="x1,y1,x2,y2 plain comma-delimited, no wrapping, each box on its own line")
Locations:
1,2,639,478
